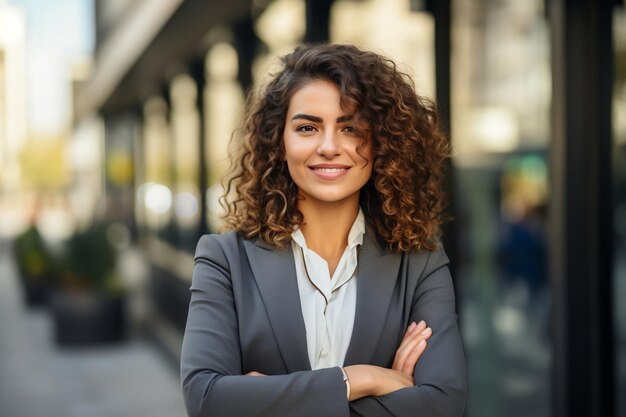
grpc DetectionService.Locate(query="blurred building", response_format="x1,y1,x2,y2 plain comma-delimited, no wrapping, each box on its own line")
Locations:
0,1,27,235
74,1,626,417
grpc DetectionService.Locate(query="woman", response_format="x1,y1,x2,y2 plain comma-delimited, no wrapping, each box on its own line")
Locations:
181,43,466,417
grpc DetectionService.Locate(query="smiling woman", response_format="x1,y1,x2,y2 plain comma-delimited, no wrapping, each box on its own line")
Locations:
180,43,466,417
283,80,373,208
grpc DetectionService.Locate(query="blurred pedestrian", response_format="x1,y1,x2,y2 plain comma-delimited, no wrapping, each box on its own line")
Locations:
181,43,466,417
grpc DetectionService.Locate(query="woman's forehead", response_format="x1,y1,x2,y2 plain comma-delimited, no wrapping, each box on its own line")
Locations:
288,79,360,114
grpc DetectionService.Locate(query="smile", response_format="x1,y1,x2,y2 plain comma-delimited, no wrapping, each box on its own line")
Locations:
309,166,350,180
311,167,348,172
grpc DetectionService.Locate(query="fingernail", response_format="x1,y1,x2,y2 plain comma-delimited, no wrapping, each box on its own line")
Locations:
418,340,426,347
417,320,425,328
421,327,432,335
408,321,417,331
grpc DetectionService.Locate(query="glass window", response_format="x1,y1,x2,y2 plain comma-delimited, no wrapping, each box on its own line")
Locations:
329,0,435,98
170,73,201,253
612,5,626,417
104,114,138,229
203,42,244,232
139,96,173,235
70,116,105,228
451,0,551,416
252,0,306,85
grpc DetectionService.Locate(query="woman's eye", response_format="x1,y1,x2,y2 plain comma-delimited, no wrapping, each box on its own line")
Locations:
342,125,360,135
296,125,316,133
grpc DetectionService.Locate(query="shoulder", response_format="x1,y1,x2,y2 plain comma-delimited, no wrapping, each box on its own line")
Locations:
191,232,250,286
363,222,450,275
404,243,450,280
194,231,278,262
193,231,244,263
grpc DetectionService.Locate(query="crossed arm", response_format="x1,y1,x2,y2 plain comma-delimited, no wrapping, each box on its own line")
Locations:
248,319,432,398
180,236,466,417
343,320,432,400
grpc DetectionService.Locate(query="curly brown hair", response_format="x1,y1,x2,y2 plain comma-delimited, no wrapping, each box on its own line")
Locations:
222,43,449,252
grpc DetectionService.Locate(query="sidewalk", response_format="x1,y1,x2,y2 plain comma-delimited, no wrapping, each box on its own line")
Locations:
0,241,186,417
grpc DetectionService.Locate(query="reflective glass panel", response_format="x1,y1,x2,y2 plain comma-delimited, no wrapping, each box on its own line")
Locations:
171,73,201,252
451,0,551,416
613,5,626,417
203,41,244,232
140,96,173,234
330,0,435,98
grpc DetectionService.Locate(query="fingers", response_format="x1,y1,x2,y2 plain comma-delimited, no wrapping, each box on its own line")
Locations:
398,320,425,350
401,338,427,375
394,321,425,363
392,322,432,373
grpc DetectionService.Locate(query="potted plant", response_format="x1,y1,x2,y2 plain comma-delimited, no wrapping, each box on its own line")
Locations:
12,224,58,307
50,221,126,346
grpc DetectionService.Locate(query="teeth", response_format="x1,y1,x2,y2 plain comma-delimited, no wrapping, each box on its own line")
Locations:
313,167,346,172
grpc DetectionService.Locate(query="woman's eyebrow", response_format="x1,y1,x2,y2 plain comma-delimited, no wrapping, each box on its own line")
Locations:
290,113,354,123
291,113,322,122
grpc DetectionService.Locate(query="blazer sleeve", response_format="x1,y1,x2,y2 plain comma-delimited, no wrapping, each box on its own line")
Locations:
180,234,351,417
349,247,467,417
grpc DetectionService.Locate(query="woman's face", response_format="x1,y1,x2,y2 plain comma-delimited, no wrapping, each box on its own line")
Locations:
283,79,373,207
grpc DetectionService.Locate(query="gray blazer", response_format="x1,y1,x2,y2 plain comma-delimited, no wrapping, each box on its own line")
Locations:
181,229,466,417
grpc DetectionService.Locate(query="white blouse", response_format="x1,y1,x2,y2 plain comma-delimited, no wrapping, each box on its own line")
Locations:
290,209,365,370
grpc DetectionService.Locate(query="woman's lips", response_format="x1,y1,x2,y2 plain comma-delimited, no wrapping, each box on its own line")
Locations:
309,166,350,180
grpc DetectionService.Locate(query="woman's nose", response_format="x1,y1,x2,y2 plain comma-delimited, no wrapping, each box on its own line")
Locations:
316,130,340,157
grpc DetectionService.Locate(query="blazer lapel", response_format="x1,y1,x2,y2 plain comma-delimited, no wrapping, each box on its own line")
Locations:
242,239,311,372
344,229,401,366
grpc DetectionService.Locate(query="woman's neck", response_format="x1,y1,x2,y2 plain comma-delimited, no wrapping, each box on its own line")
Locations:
298,197,360,275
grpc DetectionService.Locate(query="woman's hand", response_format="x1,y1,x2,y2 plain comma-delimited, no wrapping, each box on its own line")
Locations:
392,320,431,377
344,321,431,401
344,365,413,400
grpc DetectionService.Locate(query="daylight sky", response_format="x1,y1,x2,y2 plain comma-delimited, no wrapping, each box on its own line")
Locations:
8,0,94,135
